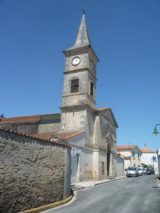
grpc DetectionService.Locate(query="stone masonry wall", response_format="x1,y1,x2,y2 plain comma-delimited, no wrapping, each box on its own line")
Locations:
0,130,71,213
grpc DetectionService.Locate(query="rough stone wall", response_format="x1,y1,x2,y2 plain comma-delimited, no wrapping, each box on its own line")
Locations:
85,108,95,148
61,107,86,131
79,148,94,181
16,123,39,134
0,130,71,213
98,150,107,180
112,154,118,177
38,123,62,133
99,115,116,151
62,70,94,107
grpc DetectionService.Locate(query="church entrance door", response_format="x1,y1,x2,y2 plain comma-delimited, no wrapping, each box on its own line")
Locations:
107,143,111,176
107,152,110,176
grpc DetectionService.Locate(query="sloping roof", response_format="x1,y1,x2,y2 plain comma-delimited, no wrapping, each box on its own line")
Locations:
96,108,118,128
141,148,155,153
0,115,40,124
117,153,131,160
70,11,90,49
33,132,84,140
0,128,70,148
52,132,84,139
117,145,139,151
0,113,61,124
96,108,110,111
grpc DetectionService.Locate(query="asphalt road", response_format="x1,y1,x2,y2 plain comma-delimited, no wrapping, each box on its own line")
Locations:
44,175,160,213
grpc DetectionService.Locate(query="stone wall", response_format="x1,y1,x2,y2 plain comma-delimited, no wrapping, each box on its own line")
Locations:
38,123,62,133
0,129,71,213
116,156,124,177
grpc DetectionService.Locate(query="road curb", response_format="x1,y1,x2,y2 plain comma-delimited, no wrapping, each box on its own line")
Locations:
22,195,73,213
95,176,126,186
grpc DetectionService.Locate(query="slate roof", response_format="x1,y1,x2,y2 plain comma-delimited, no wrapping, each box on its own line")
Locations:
67,11,90,50
96,108,118,128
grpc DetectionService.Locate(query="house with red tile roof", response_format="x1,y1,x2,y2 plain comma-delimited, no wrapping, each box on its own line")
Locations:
117,145,141,169
141,144,158,173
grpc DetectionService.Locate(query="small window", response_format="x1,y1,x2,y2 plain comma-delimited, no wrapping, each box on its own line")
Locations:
132,151,135,158
152,156,156,162
71,78,79,93
90,82,93,96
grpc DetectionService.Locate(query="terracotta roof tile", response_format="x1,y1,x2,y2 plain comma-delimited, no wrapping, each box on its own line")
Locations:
0,113,60,124
0,128,71,148
117,145,138,151
0,115,40,124
33,132,84,140
141,148,154,153
52,132,84,139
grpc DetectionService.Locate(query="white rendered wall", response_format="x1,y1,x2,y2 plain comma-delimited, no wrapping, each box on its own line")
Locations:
141,153,158,173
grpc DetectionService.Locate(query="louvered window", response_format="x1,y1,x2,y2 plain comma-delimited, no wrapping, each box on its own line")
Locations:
71,78,79,93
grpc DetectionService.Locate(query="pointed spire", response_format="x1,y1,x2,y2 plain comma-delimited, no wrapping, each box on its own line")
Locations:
70,10,91,49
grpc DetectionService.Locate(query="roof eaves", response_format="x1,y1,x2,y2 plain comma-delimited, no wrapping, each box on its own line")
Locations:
0,128,71,148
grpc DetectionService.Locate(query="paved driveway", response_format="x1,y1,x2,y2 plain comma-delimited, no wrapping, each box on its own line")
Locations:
44,175,160,213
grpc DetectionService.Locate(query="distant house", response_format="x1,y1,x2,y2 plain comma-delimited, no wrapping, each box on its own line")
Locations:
117,145,141,169
141,144,158,173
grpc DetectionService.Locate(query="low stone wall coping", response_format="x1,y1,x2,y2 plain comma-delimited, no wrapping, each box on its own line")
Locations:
0,128,71,148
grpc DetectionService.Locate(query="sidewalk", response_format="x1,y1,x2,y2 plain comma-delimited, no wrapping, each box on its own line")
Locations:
71,176,126,191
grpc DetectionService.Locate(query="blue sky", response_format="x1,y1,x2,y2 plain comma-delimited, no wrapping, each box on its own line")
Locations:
0,0,160,151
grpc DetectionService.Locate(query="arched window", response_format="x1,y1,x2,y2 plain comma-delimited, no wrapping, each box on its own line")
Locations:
71,78,79,93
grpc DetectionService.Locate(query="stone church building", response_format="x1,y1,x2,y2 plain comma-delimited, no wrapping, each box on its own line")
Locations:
0,12,122,183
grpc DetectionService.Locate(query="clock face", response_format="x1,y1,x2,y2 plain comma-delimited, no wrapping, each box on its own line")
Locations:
72,57,80,66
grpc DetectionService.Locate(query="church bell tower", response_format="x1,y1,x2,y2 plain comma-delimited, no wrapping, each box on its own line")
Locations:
61,11,99,131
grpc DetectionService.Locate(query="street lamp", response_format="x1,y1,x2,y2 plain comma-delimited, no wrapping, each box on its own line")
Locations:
153,124,160,135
